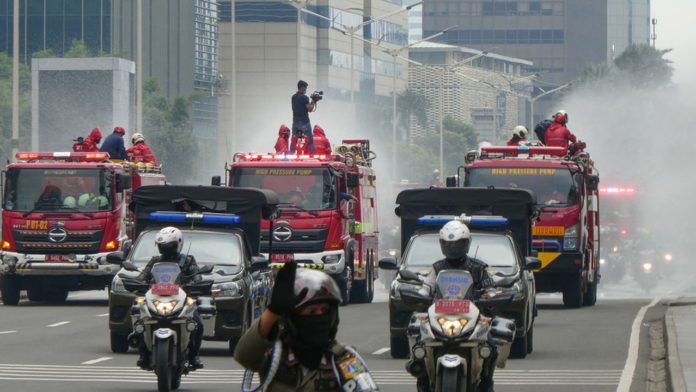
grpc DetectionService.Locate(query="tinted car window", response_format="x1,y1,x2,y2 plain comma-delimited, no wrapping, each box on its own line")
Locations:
132,231,243,273
403,233,518,275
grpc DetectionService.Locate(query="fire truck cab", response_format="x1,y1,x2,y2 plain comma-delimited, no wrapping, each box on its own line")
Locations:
458,145,600,308
225,139,379,304
0,152,166,305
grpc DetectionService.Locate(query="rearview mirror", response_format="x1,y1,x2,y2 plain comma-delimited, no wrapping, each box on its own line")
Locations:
106,251,125,265
211,176,222,186
446,176,458,188
525,257,542,270
399,269,421,282
122,261,139,272
250,256,269,272
116,173,132,193
378,257,398,270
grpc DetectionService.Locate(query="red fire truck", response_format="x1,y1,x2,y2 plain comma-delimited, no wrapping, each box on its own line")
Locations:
225,140,378,304
0,152,166,305
459,145,600,308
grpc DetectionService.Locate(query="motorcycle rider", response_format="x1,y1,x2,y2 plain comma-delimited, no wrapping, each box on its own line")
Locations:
235,261,378,391
136,227,204,370
507,125,529,146
544,110,577,148
421,220,498,392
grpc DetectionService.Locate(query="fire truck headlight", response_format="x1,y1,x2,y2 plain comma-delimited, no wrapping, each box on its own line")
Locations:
599,258,606,265
612,246,619,253
321,254,341,264
664,253,673,262
642,262,653,272
563,224,579,250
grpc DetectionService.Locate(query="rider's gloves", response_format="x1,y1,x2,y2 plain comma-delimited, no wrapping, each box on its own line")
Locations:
268,261,308,317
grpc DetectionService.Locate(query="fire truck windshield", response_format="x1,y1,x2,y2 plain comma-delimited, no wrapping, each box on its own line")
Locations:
231,167,337,211
3,168,114,212
466,167,579,206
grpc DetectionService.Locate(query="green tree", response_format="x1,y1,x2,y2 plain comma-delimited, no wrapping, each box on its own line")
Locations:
397,89,430,130
64,40,90,58
614,44,673,89
0,54,32,160
142,79,200,184
32,49,55,58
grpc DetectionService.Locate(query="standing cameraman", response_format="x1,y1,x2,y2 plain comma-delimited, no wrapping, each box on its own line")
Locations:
291,80,318,153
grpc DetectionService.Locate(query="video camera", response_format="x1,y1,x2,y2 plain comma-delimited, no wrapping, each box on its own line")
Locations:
310,90,324,102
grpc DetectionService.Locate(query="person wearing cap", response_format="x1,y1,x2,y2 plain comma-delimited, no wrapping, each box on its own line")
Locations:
100,126,128,160
73,128,102,152
235,262,378,391
127,132,159,165
291,80,317,153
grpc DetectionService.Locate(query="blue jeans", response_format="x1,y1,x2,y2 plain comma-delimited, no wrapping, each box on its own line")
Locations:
291,122,315,153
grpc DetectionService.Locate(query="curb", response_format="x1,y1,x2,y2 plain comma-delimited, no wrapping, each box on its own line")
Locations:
664,309,687,392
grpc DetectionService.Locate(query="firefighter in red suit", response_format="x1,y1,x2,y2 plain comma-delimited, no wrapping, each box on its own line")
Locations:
544,110,577,148
506,125,528,146
73,128,102,152
127,133,159,165
274,125,291,154
311,125,332,155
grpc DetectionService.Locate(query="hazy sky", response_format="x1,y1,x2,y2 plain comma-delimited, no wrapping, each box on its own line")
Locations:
652,1,696,85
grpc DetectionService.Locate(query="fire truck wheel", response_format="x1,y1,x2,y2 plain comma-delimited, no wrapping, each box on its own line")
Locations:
27,287,45,302
583,280,598,306
0,275,21,306
562,274,583,308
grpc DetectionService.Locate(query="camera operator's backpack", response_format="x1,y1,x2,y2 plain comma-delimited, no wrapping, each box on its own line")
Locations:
534,119,553,144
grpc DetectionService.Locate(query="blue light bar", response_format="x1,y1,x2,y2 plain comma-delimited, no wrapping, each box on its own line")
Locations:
148,212,241,224
417,215,508,229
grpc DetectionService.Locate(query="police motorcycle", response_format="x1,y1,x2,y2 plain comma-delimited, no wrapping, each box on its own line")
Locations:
120,261,214,392
400,269,516,392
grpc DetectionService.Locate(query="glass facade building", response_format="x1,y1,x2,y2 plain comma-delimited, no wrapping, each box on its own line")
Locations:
0,0,111,62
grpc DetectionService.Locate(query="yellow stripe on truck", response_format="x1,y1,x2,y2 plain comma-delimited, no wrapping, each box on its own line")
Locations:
535,252,562,271
532,226,565,236
271,262,324,270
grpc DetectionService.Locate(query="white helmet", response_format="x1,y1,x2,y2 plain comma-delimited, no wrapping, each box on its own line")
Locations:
155,226,183,256
513,125,528,138
439,220,472,260
131,132,145,145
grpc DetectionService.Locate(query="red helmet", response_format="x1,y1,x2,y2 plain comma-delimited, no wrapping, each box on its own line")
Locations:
553,110,568,125
113,126,126,135
279,124,291,137
313,124,325,137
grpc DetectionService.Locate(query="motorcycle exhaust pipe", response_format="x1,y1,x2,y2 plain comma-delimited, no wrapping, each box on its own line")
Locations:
128,333,142,349
406,359,427,378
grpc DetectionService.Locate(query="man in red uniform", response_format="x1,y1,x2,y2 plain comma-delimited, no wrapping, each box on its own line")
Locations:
311,125,332,155
544,110,577,148
127,133,159,165
274,125,291,154
506,125,528,146
73,128,102,152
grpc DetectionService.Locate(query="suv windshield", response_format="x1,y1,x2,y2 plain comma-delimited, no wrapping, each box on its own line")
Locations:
467,167,578,206
131,231,244,273
4,168,113,212
231,167,337,211
403,233,518,275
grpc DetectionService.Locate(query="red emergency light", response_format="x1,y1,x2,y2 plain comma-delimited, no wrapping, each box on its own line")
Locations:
480,145,567,157
15,151,111,162
599,187,636,195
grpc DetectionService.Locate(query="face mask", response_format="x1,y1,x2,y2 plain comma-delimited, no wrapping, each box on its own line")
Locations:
288,313,335,369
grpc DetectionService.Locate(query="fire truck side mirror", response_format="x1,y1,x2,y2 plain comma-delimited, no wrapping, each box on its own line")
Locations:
586,174,600,191
347,173,359,188
116,173,132,192
211,176,222,186
445,176,458,188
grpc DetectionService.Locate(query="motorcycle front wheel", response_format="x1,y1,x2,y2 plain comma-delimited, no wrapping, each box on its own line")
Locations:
439,367,463,392
155,340,173,392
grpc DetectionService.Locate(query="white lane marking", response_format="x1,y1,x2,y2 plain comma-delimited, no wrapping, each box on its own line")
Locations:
95,313,109,317
46,321,70,328
0,331,17,335
616,297,660,392
81,357,112,365
372,347,390,355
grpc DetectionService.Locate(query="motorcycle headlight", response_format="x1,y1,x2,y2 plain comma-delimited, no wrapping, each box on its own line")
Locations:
612,246,619,253
211,281,244,298
321,254,341,264
388,249,397,257
563,224,579,250
111,276,126,294
437,317,468,337
153,300,178,315
642,262,653,272
664,253,673,262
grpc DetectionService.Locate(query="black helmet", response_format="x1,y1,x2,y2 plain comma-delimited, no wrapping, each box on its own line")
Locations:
293,269,342,309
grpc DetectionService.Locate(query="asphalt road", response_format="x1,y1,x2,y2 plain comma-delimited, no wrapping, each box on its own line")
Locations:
0,283,659,392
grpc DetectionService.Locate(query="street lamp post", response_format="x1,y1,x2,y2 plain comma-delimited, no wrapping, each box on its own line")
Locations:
136,0,143,134
528,83,571,133
12,0,19,155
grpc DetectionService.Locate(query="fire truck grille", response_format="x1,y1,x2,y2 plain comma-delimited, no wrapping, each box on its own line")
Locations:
13,229,104,254
260,228,328,254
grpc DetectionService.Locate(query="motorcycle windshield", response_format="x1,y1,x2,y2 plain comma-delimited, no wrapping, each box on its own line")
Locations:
150,262,181,284
435,270,475,300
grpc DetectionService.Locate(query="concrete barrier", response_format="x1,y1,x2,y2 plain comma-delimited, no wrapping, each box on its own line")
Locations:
664,309,687,392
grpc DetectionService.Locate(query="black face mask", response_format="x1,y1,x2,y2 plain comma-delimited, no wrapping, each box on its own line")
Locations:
287,313,336,369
